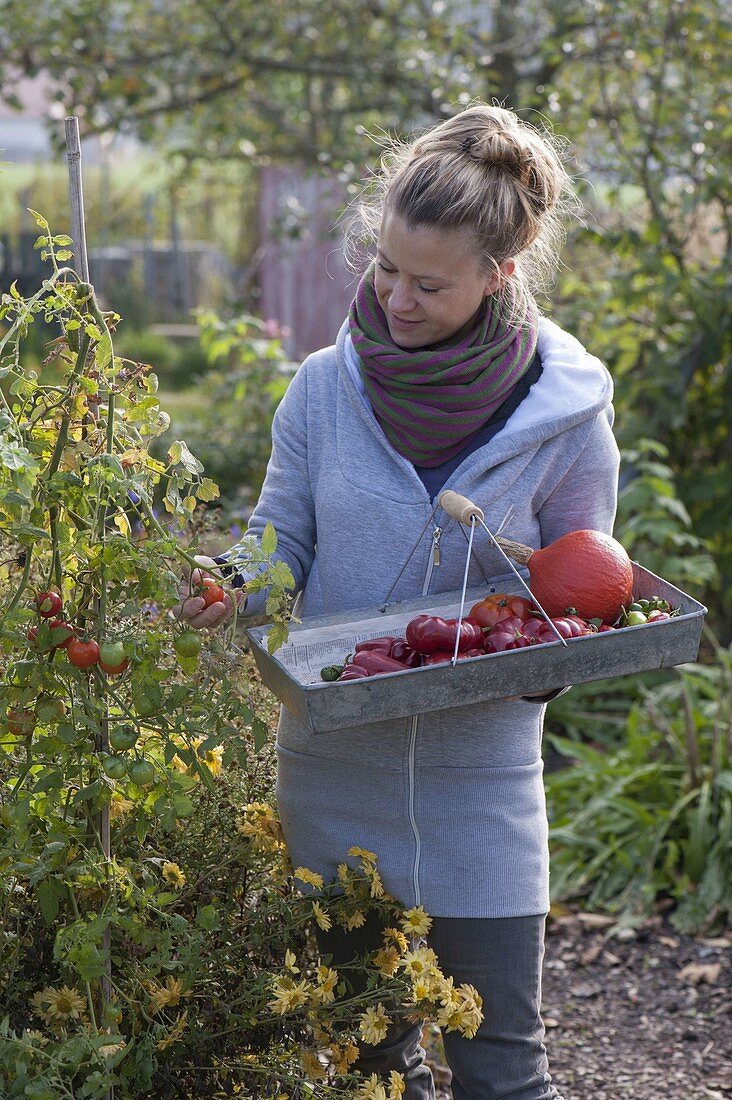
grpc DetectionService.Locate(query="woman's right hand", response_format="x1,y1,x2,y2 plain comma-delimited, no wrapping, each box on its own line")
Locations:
173,555,240,631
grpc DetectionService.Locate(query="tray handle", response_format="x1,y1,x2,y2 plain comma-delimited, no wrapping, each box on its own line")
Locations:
438,490,484,526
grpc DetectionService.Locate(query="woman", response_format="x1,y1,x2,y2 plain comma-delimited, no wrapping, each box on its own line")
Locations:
179,104,620,1099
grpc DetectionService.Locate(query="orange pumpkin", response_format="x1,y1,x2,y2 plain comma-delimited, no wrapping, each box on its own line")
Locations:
495,529,634,623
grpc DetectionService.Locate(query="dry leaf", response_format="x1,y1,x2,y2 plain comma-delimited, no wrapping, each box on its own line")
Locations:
576,912,616,928
677,962,721,986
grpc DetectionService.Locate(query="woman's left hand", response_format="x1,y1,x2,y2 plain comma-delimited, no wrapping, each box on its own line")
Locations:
173,555,242,631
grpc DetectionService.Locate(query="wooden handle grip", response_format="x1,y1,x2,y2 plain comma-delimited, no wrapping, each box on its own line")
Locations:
438,490,484,526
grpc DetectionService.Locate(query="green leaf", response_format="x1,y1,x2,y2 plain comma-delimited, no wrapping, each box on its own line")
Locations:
167,440,204,474
252,716,269,751
36,878,65,926
260,521,277,557
28,208,49,230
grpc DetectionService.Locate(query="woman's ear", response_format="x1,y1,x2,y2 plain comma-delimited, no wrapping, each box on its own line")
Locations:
485,258,516,296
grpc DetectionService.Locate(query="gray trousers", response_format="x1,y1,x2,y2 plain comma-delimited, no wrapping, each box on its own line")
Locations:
315,911,563,1100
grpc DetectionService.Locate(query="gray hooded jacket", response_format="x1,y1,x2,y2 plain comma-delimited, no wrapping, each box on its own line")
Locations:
235,315,620,918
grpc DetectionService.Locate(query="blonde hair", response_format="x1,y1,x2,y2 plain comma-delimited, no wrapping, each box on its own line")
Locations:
344,104,578,324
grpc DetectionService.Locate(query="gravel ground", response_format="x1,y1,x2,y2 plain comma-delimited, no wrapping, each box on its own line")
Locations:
424,909,731,1100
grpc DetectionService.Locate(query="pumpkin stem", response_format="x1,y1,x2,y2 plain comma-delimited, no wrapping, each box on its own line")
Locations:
493,536,533,566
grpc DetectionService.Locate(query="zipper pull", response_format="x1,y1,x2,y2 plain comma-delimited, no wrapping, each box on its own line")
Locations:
431,525,442,566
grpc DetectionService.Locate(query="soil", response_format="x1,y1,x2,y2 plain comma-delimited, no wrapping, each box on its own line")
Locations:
423,909,732,1100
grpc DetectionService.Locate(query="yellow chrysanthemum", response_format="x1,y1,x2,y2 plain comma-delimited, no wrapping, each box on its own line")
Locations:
339,908,366,931
148,976,187,1012
400,946,439,980
268,976,311,1015
358,1002,391,1046
156,1010,188,1050
347,845,377,865
311,900,332,931
40,985,87,1024
382,927,408,953
310,965,338,1004
388,1071,406,1099
22,1030,48,1046
293,866,324,889
435,983,483,1038
363,862,385,899
109,795,135,820
373,945,400,977
329,1039,360,1074
199,744,224,776
162,861,186,889
284,949,300,974
299,1048,327,1080
236,802,286,853
354,1073,387,1100
400,906,433,936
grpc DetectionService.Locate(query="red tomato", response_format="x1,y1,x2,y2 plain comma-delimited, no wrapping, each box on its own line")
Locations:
67,639,100,668
200,578,225,607
48,619,74,649
468,594,534,630
99,657,130,676
35,591,62,619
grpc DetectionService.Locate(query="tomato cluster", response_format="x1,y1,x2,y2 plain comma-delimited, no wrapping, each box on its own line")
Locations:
26,590,129,674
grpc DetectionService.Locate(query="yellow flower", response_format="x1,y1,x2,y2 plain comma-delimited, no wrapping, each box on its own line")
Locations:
348,845,377,865
400,906,433,936
236,802,286,853
373,945,401,977
339,908,366,931
358,1002,391,1046
354,1073,387,1100
337,862,358,896
109,795,135,820
329,1039,360,1074
156,1010,188,1050
268,976,311,1015
410,978,433,1002
299,1048,327,1080
284,949,300,974
435,983,483,1038
310,965,338,1004
293,866,324,889
364,862,385,898
38,985,87,1025
22,1030,48,1046
388,1071,406,1099
161,861,186,889
382,927,408,953
311,900,332,931
199,744,224,776
148,976,187,1012
400,946,439,980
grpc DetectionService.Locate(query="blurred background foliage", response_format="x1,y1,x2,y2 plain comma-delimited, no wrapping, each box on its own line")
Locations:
1,0,730,931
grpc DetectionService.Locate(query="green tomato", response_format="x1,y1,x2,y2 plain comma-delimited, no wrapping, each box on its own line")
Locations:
174,631,202,660
626,610,648,627
128,759,156,786
109,725,138,752
102,755,128,780
99,641,126,668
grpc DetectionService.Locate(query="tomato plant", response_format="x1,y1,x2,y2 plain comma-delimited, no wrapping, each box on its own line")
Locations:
0,222,297,1098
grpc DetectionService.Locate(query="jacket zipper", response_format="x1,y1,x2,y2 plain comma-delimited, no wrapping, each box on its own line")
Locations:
407,523,442,908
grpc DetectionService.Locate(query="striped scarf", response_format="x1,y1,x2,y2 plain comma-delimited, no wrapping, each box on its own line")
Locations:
349,264,538,468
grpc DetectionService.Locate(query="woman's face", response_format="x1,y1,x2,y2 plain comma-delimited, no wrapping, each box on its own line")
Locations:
374,211,512,348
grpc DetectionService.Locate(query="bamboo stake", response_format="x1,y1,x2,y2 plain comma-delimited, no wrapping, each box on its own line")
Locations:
64,117,113,1100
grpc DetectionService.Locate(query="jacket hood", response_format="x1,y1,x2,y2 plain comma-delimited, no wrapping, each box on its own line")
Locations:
337,314,614,465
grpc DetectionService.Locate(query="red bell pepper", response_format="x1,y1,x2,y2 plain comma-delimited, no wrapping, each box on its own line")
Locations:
354,636,401,654
389,639,423,667
337,665,370,681
405,614,483,655
351,651,412,675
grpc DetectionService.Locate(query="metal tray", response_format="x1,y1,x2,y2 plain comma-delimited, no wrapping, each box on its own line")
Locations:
246,563,707,734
